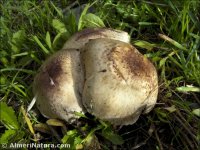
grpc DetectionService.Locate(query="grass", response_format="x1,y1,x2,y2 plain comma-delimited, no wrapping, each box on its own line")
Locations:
0,0,200,149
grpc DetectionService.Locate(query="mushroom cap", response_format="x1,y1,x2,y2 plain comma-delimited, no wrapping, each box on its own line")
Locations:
62,28,130,50
81,38,158,125
33,49,85,123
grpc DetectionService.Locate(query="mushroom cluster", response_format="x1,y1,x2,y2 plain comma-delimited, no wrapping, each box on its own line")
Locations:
33,28,158,125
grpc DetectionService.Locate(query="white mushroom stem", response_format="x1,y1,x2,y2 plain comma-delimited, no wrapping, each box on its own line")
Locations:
81,38,158,125
33,49,84,123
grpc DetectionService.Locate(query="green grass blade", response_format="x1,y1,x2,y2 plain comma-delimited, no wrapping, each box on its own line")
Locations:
33,36,49,54
0,102,19,130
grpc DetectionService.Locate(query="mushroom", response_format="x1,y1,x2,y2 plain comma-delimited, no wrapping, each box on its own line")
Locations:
62,28,130,50
81,38,158,125
33,49,84,123
33,28,130,123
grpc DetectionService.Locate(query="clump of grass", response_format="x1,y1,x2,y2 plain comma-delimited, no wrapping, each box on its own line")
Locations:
0,0,200,149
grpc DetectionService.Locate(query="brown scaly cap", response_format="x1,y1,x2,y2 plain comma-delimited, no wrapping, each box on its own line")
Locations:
81,38,158,125
33,49,85,123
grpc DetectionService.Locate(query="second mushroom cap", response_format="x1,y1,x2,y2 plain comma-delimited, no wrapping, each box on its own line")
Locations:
81,38,158,125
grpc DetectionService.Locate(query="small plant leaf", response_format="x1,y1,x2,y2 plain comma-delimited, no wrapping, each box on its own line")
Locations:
159,57,167,68
0,102,19,130
101,128,124,145
65,12,77,34
155,108,169,123
74,112,89,119
0,129,16,144
81,125,102,144
74,136,83,146
164,105,177,113
53,33,62,46
138,22,158,26
61,134,70,144
50,1,63,18
158,33,187,51
78,4,90,30
99,120,110,128
46,119,65,127
45,31,52,50
11,30,26,53
75,144,83,150
134,40,156,51
61,129,78,149
34,123,51,134
52,19,67,33
33,36,49,54
176,86,200,92
20,106,35,135
67,129,78,136
192,108,200,117
12,84,27,97
82,13,105,28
